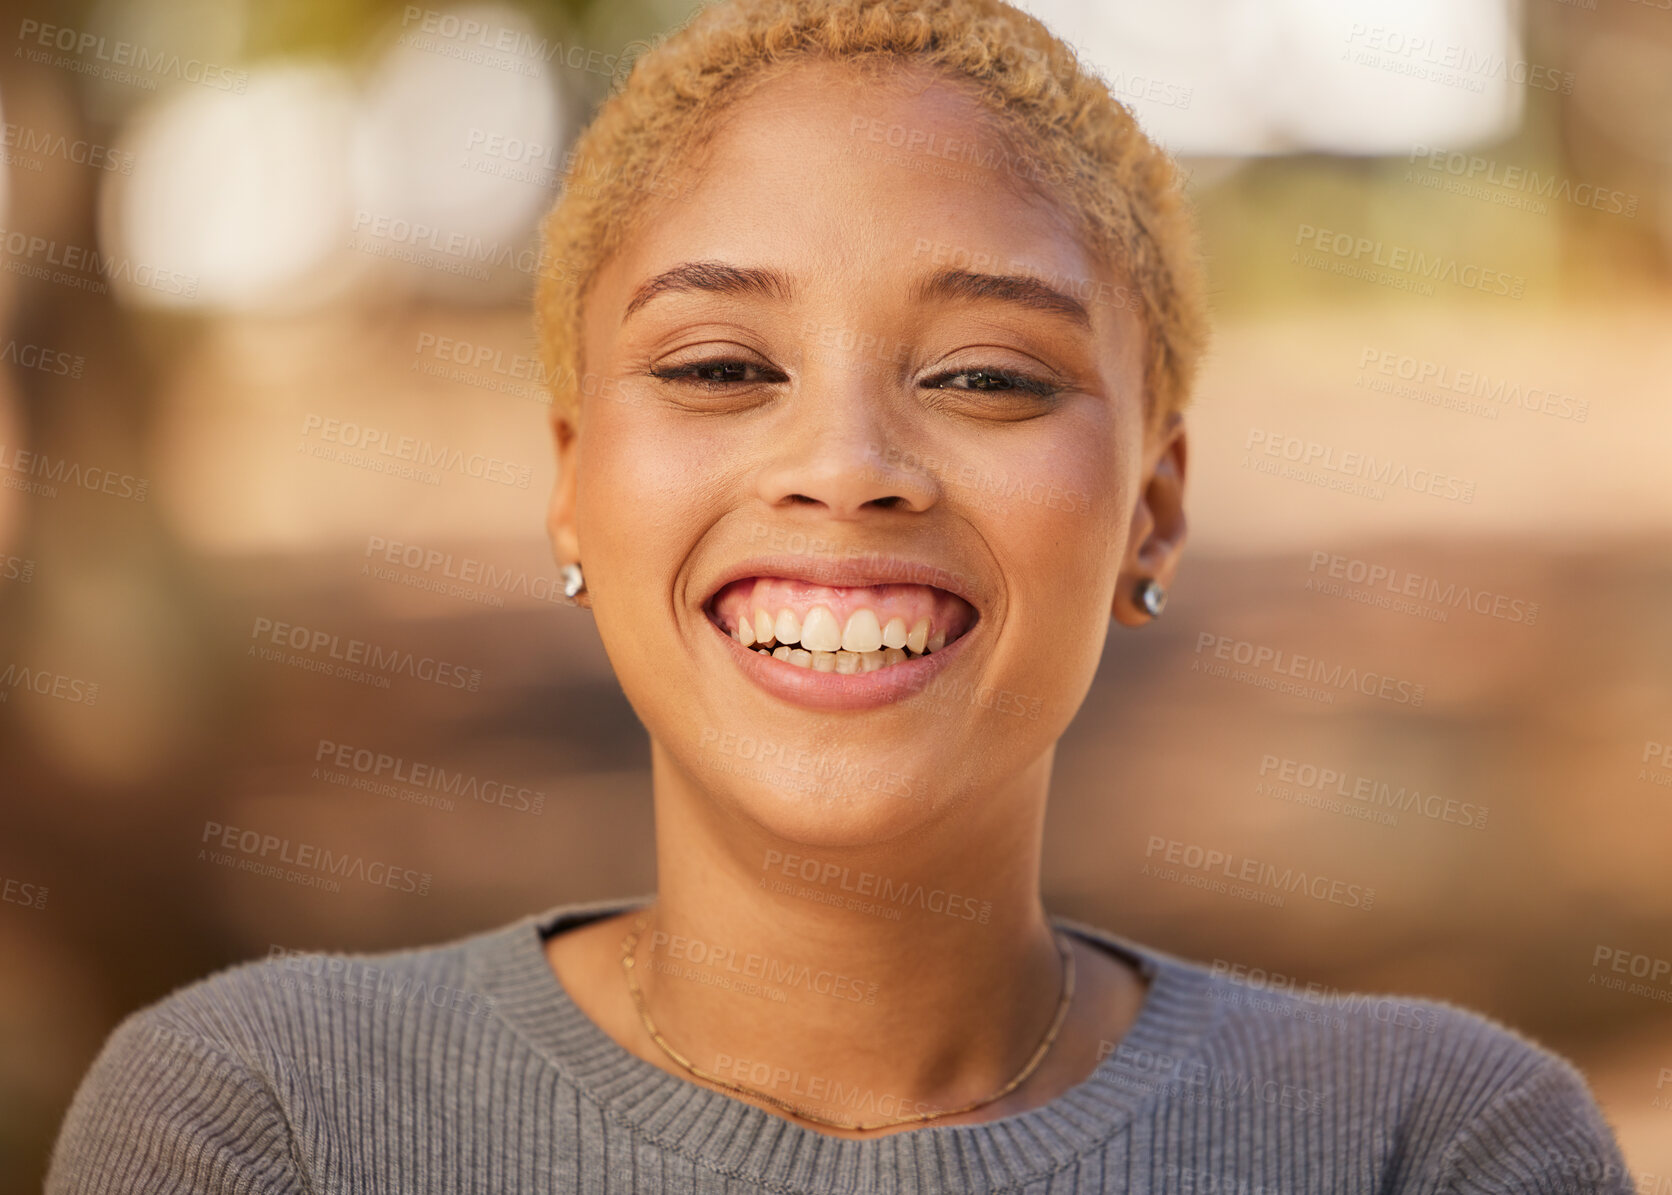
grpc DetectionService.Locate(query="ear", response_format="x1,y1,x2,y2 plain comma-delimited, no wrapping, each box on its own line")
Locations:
1111,410,1188,627
546,409,589,607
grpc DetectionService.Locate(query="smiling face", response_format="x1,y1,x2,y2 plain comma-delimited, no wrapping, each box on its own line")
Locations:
547,58,1187,849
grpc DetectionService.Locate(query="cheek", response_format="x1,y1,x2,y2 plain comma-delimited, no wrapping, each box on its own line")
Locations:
967,421,1130,729
576,400,732,606
963,415,1130,606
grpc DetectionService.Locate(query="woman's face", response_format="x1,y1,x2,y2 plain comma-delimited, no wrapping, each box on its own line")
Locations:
549,60,1186,849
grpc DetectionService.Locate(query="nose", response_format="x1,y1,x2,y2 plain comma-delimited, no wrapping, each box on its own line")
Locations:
752,367,941,519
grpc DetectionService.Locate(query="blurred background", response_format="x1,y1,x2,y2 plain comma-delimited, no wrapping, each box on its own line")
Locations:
1,0,1669,1186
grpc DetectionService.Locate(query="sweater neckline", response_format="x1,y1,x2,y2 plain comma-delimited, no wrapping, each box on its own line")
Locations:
477,895,1220,1194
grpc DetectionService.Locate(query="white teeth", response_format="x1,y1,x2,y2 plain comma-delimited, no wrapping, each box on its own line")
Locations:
841,609,883,653
753,642,921,671
799,606,843,652
741,607,945,672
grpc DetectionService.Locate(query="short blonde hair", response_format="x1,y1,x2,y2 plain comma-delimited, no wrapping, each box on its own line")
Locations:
535,0,1209,430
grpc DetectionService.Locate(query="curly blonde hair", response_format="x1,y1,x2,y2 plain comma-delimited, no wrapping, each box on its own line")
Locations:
534,0,1209,431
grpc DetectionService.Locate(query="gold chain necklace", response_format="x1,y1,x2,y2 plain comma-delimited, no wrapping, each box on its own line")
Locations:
618,910,1076,1131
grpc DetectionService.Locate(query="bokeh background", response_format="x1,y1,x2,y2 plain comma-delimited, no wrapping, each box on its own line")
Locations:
2,0,1670,1186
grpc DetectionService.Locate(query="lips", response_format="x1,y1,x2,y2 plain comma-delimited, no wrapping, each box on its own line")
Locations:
700,553,985,612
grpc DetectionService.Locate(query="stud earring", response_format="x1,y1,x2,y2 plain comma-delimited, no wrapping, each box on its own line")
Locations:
561,563,586,603
1136,577,1167,618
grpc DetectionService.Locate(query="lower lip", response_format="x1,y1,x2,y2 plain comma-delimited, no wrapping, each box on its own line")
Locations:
703,610,976,711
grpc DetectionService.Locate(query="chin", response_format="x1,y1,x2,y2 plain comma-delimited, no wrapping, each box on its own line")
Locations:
691,749,964,852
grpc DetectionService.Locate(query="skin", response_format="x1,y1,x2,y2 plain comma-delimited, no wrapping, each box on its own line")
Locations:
543,58,1189,1139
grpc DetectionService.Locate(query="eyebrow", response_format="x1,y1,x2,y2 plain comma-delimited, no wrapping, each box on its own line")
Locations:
909,268,1092,331
619,260,1093,331
621,261,795,323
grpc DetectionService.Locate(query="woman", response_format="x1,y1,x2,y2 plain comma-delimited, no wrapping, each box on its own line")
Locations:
48,0,1633,1190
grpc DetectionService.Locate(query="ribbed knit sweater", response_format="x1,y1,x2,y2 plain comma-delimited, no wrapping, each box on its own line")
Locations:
47,897,1633,1193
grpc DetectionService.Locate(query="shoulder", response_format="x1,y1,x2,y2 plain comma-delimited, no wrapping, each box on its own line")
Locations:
118,921,499,1069
46,915,527,1194
1174,952,1632,1191
1064,921,1632,1193
1194,957,1555,1081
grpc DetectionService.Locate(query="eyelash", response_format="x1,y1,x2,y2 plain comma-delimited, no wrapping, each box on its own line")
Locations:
650,359,1064,399
649,360,788,390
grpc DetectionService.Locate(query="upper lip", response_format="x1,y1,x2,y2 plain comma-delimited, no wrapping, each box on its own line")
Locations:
698,552,987,616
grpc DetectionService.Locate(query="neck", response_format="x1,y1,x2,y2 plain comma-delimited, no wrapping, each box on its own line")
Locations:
637,740,1068,1128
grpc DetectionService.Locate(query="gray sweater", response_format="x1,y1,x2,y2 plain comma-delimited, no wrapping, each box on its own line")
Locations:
47,898,1633,1193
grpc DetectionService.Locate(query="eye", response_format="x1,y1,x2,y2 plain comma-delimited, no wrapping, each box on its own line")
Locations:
920,367,1063,399
649,358,788,390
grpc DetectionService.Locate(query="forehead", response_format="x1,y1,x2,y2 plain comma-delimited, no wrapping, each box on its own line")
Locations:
601,58,1113,310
